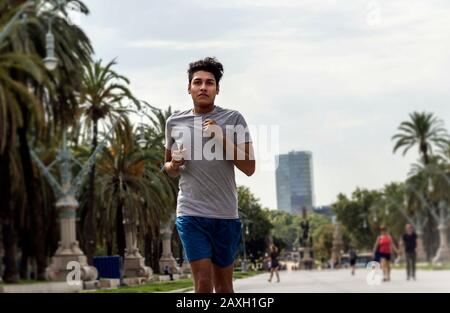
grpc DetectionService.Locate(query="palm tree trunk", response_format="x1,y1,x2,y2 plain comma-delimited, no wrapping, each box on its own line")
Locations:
151,237,161,273
144,233,152,267
17,117,47,280
116,203,125,257
84,119,98,264
106,238,113,256
19,235,30,280
419,148,437,261
0,150,19,283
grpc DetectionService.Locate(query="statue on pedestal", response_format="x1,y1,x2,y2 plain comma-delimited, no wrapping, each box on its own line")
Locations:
298,206,315,269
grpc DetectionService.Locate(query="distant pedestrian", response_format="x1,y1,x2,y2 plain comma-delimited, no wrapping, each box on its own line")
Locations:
349,248,358,276
164,265,174,281
373,226,398,282
401,224,418,281
267,245,280,283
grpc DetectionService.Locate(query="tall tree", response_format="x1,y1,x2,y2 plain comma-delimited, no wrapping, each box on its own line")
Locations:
332,188,381,251
80,59,139,263
238,186,273,263
95,118,175,258
392,112,449,261
392,111,449,165
0,0,93,281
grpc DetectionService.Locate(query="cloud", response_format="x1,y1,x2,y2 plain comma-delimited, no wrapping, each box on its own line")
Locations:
81,0,450,208
126,39,244,50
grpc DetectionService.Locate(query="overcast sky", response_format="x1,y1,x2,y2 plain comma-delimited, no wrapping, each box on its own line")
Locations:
75,0,450,209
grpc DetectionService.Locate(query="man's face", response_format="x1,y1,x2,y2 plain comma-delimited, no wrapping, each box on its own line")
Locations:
188,70,219,107
406,224,414,234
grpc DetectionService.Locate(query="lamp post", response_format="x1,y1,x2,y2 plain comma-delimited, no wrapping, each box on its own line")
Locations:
242,223,249,272
31,122,118,282
43,18,58,70
239,208,249,273
0,0,63,71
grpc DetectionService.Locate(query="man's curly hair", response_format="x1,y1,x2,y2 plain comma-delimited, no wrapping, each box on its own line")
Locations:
188,57,224,85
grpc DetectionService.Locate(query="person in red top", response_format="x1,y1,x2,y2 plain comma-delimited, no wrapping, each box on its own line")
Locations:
373,226,398,282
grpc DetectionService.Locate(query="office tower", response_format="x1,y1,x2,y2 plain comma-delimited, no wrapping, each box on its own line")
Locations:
275,151,315,214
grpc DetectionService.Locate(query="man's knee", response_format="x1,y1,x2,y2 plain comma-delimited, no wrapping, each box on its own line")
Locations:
215,283,233,293
194,269,213,291
197,276,213,287
196,274,213,292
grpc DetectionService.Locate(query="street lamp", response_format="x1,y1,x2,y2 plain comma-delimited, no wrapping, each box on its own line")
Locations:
0,0,63,70
362,217,367,229
241,222,248,272
373,213,378,223
43,20,58,70
239,208,249,273
31,121,118,281
428,177,434,194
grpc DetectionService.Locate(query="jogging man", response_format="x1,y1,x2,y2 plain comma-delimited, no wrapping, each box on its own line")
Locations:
164,57,255,293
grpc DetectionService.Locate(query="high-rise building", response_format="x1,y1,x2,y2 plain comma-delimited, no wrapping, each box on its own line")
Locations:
275,151,315,214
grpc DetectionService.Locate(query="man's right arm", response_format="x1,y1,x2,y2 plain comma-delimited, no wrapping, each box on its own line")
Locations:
164,149,183,178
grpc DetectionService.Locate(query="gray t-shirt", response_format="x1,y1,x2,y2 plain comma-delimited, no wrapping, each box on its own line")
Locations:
165,105,252,219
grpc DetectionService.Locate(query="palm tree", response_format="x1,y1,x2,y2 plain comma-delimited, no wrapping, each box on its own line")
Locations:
95,118,176,259
80,58,140,263
392,111,449,165
407,158,446,260
0,0,93,281
0,26,47,284
139,104,179,272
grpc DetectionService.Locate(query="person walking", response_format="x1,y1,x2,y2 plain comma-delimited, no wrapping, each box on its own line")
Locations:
348,248,357,276
267,244,280,283
401,224,418,281
373,226,398,282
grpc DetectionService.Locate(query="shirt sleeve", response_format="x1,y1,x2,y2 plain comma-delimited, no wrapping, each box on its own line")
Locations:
165,117,175,150
233,112,253,145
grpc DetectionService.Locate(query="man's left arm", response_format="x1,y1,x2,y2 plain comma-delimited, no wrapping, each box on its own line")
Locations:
225,140,255,177
203,120,255,176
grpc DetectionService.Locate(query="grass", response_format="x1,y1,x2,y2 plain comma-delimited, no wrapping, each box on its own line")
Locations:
94,271,264,293
232,271,262,279
0,279,54,287
392,262,450,270
95,279,194,293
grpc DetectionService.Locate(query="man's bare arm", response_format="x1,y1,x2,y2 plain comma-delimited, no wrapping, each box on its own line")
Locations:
164,149,183,178
223,139,255,177
203,120,256,177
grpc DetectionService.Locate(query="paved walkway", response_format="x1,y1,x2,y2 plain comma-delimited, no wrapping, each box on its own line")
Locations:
231,269,450,293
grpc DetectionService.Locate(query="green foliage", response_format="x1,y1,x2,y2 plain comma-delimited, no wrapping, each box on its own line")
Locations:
392,111,449,165
238,186,273,261
332,188,381,251
267,210,334,260
266,210,302,250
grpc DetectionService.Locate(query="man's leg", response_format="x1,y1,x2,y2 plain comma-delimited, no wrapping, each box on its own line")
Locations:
191,259,214,293
411,252,416,280
406,253,411,279
268,269,273,282
212,263,234,293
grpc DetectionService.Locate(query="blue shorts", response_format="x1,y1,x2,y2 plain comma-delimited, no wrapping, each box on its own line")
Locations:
175,216,242,268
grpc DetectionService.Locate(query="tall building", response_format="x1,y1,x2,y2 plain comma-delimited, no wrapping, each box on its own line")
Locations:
275,151,315,214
